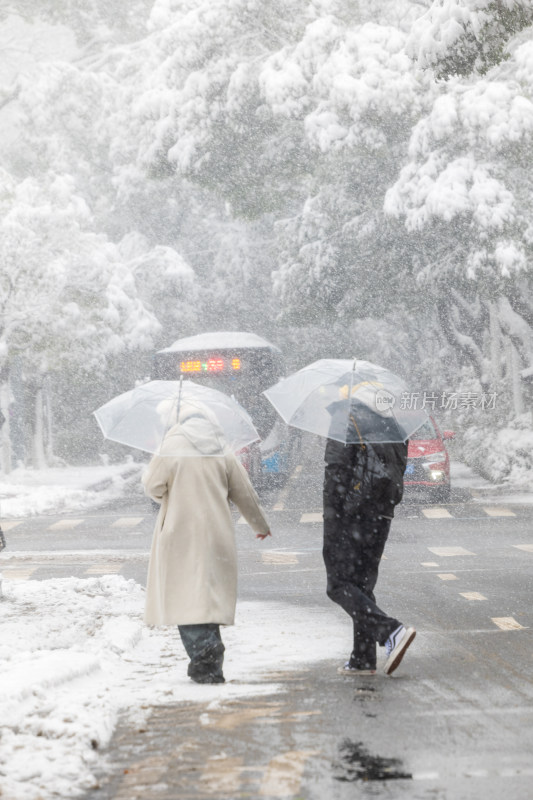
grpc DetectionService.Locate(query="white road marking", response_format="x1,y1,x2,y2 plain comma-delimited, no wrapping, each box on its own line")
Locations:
261,551,300,565
259,750,318,797
200,756,244,794
48,519,84,530
300,512,323,523
428,546,476,557
1,568,37,581
491,616,527,631
421,562,439,567
412,771,440,780
413,766,533,778
422,507,453,519
237,516,248,525
460,592,487,601
437,573,458,581
111,517,144,528
482,506,516,517
0,521,23,531
513,544,533,553
85,564,123,575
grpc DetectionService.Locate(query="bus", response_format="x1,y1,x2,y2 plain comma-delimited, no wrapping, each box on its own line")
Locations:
151,332,298,485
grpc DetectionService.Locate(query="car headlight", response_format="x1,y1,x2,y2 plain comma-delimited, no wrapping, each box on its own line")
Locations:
429,469,446,482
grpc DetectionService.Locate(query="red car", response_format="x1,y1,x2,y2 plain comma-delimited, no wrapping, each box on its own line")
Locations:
404,417,454,502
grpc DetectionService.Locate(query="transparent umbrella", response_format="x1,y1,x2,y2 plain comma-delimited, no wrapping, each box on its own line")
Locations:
94,379,260,456
263,359,428,444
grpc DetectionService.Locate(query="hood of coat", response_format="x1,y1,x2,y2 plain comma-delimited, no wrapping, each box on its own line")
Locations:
162,400,228,456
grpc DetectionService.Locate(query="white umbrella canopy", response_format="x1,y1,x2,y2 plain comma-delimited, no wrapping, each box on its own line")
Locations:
94,380,260,456
263,359,428,444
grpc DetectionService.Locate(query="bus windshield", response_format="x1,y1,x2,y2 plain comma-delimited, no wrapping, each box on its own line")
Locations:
152,333,284,439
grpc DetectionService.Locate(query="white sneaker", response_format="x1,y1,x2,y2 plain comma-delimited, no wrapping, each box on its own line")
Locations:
337,662,376,676
383,625,416,675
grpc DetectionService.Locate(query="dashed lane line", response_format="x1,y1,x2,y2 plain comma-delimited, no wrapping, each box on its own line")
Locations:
513,544,533,553
1,567,38,581
0,521,23,531
482,506,517,517
491,616,527,631
428,546,476,557
299,512,323,523
110,517,144,528
261,551,300,565
85,563,123,575
460,592,487,601
47,519,85,530
437,573,458,581
421,507,454,518
421,561,440,567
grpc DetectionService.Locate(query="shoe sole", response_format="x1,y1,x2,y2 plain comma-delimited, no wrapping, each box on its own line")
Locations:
384,628,416,675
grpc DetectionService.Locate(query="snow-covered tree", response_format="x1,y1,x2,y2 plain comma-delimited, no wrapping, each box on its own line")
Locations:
388,5,533,412
407,0,533,78
0,168,163,465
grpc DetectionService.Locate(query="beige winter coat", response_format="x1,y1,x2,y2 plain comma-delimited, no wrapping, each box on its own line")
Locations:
142,418,270,627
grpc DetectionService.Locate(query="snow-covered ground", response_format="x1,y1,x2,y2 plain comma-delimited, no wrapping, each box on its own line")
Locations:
0,574,348,800
0,461,348,799
1,458,532,798
0,461,143,519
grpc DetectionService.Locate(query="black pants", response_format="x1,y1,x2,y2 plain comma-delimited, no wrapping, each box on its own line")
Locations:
178,624,225,682
323,509,400,670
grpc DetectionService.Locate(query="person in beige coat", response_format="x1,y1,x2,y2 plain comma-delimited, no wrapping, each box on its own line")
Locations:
142,399,271,684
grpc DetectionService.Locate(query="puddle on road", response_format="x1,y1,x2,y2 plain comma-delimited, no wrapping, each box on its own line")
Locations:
335,739,412,782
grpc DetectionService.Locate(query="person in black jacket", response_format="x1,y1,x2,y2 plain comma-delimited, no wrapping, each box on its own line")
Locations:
323,400,416,676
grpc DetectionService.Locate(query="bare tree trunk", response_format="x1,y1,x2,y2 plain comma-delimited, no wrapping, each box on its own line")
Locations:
507,340,524,417
0,378,12,474
44,375,54,466
488,301,501,382
32,385,46,469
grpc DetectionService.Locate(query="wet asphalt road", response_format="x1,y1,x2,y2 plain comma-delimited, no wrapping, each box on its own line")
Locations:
1,438,533,799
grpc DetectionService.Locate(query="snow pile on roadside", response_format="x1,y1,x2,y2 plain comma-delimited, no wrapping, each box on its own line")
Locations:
0,575,347,799
462,415,533,491
0,462,144,518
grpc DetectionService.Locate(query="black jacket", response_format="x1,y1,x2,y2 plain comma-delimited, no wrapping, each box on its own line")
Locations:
324,438,408,520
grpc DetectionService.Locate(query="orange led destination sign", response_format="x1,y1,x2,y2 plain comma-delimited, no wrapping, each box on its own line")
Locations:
180,357,241,373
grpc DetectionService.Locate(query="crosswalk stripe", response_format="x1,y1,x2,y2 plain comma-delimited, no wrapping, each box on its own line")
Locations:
259,750,318,797
300,513,322,523
422,507,453,518
111,517,144,528
491,616,526,631
482,506,516,517
460,592,487,601
0,521,23,531
48,519,84,530
428,546,476,557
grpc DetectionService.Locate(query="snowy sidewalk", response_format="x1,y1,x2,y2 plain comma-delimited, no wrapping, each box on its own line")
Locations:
0,573,347,800
0,462,143,519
